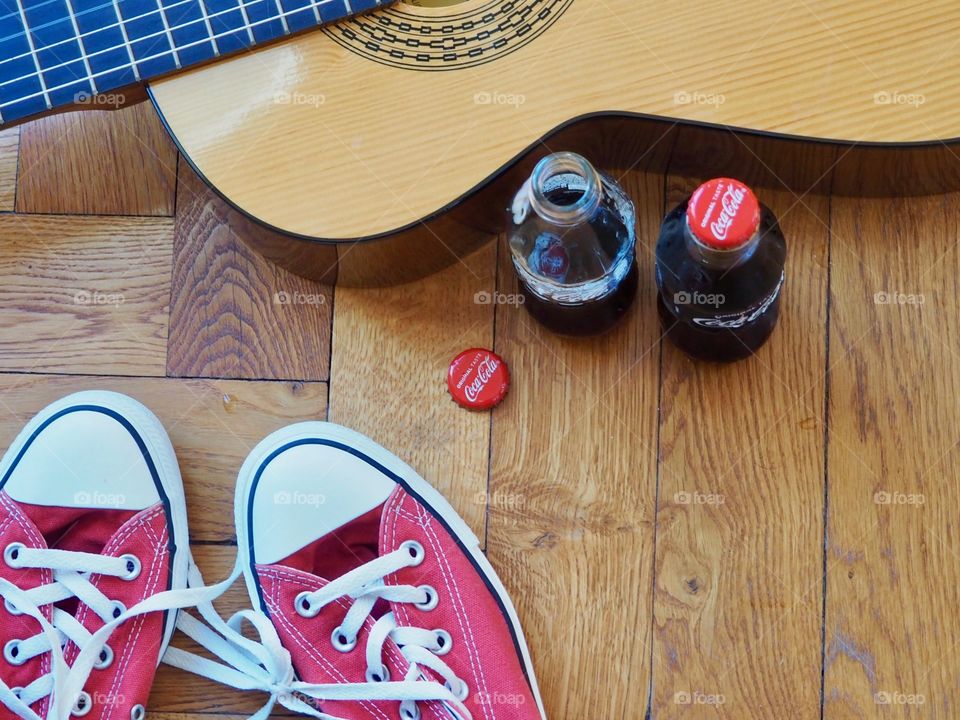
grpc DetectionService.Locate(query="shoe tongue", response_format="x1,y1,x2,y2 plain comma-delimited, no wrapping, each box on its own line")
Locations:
14,500,136,554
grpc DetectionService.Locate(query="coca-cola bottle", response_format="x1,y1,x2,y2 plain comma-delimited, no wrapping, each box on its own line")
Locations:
508,152,638,335
655,178,786,362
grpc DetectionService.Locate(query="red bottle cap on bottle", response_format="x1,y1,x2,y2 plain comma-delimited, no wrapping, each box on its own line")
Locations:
447,349,510,411
686,178,760,250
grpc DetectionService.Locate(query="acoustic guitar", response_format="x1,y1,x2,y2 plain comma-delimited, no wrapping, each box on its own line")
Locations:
3,0,960,284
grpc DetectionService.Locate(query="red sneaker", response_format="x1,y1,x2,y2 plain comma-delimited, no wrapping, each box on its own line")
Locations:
0,392,189,720
233,422,546,720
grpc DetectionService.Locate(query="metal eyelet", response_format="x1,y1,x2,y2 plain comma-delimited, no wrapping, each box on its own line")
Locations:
130,704,146,720
399,702,421,720
445,679,469,702
4,598,22,616
4,639,25,665
94,645,114,670
365,664,390,683
330,626,357,653
119,554,141,581
110,601,126,620
414,585,439,612
294,591,320,618
71,691,92,717
4,542,25,568
433,629,453,656
399,540,425,566
10,687,23,699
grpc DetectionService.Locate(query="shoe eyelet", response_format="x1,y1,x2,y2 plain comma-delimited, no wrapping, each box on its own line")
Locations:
330,626,357,653
71,691,92,717
445,679,469,702
130,704,146,720
400,540,425,566
4,598,22,616
10,687,23,700
119,554,141,581
4,639,25,665
399,702,421,720
433,629,453,656
4,542,25,568
294,591,320,618
110,601,126,620
94,645,113,670
365,664,390,683
414,585,439,612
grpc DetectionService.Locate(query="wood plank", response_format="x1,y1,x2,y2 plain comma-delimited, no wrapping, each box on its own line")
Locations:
0,375,326,542
824,192,960,718
328,243,496,540
0,127,18,212
0,214,171,376
167,163,333,381
650,169,829,714
488,169,663,718
16,104,177,216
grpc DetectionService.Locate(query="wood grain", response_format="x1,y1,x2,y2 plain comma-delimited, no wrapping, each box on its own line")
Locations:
150,0,960,241
16,103,177,216
328,243,496,540
167,163,333,381
487,168,663,718
0,214,171,376
0,374,327,542
0,127,18,212
651,171,830,717
824,192,960,718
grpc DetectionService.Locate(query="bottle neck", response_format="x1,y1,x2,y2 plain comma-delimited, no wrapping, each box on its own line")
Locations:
528,152,604,226
683,215,760,269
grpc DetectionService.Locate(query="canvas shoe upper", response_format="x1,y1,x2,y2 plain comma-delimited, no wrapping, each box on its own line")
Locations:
0,392,190,720
229,422,546,720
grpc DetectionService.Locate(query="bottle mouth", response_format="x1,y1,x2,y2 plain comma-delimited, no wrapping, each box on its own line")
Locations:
529,152,603,225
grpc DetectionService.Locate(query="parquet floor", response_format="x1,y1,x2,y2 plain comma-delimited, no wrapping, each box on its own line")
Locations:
1,103,958,719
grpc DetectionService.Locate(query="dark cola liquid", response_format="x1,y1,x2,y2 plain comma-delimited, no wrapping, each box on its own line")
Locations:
655,200,786,362
517,186,638,336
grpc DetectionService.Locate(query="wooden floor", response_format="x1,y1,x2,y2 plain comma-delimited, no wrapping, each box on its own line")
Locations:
0,104,958,719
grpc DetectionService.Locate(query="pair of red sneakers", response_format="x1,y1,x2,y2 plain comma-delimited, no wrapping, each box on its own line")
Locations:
0,392,545,720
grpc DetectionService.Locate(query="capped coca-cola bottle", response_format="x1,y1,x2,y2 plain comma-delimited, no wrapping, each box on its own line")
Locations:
655,178,786,362
508,152,638,336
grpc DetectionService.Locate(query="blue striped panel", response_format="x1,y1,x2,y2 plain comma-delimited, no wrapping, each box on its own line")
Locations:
163,0,218,66
71,0,138,91
202,0,252,54
243,0,285,44
276,0,315,34
0,0,49,122
120,0,179,77
22,0,93,106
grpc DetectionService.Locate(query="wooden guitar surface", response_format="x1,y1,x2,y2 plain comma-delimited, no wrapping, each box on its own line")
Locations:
148,0,960,240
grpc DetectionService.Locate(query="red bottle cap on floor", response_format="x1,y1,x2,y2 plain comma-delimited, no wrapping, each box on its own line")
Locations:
447,349,510,411
686,178,760,250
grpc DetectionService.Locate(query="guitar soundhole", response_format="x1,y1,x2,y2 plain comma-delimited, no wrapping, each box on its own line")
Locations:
322,0,575,71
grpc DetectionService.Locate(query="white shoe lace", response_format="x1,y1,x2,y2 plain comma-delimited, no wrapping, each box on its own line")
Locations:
0,543,240,720
164,541,473,720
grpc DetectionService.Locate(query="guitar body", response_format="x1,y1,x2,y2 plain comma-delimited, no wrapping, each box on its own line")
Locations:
147,0,960,284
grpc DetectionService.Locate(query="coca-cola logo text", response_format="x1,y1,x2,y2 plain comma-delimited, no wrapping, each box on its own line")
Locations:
465,356,501,402
709,185,747,242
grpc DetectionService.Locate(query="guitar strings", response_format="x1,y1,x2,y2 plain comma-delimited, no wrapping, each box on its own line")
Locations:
0,0,371,109
0,0,344,92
